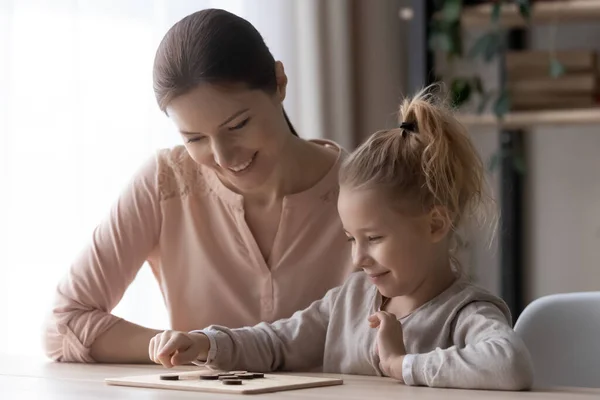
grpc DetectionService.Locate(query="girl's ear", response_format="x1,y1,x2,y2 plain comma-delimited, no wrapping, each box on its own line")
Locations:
429,206,452,243
274,61,287,102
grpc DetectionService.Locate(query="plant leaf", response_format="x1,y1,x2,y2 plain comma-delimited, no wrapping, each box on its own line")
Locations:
483,33,501,62
428,33,453,53
432,0,446,12
448,22,463,57
473,76,484,94
493,90,511,118
491,2,501,23
515,0,531,21
477,91,493,114
549,58,566,78
513,156,526,175
468,32,501,62
487,151,500,173
442,0,463,23
451,78,472,108
468,32,493,59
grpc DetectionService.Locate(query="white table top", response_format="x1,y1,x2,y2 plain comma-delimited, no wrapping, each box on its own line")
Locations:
1,354,599,399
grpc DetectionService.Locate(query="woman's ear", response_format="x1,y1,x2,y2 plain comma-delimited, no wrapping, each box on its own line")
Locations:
274,61,287,102
429,206,452,243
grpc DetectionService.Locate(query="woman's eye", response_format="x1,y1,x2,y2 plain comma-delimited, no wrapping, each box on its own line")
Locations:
346,237,355,242
368,236,383,242
186,136,206,143
229,117,250,131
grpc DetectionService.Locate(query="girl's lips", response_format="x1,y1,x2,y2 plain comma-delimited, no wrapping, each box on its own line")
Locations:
367,271,390,282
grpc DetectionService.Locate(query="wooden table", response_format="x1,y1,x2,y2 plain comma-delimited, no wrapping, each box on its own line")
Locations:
1,354,599,399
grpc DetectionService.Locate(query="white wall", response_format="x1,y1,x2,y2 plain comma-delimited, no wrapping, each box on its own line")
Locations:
525,125,600,303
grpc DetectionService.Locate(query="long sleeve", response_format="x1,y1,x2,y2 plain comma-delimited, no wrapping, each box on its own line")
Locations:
197,285,340,373
405,301,533,390
42,155,162,362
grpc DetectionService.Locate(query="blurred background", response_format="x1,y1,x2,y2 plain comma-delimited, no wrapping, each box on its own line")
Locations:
0,0,598,357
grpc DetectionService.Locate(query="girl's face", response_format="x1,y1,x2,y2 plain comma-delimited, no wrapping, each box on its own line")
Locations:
166,65,290,194
337,186,450,298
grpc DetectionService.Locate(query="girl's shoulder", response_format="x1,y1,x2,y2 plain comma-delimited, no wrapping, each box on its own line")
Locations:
331,271,377,309
402,277,512,327
441,278,513,324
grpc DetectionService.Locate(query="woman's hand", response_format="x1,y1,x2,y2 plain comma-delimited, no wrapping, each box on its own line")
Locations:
149,330,209,368
368,311,406,381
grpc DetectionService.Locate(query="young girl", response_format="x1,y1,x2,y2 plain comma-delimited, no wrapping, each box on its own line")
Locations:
148,87,534,390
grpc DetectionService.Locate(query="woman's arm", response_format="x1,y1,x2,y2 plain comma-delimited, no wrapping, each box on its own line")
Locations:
43,155,163,363
90,320,161,363
403,302,534,390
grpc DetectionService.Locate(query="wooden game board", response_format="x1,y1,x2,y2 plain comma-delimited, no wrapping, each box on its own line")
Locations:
105,369,344,395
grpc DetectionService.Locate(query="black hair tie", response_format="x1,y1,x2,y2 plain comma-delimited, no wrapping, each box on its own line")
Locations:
399,121,417,138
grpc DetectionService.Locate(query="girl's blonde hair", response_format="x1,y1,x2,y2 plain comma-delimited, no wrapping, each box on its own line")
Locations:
340,85,493,235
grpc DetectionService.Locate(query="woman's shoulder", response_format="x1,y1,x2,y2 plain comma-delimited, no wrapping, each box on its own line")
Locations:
300,139,347,199
153,145,210,201
307,139,348,159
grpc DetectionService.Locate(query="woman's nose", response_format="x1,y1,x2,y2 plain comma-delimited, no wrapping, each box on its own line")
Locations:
211,140,233,168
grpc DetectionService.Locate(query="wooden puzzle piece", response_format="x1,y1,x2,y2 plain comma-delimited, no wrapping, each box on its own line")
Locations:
221,379,242,385
162,371,266,385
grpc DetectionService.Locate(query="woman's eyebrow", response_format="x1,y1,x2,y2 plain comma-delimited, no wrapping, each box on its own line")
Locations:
179,108,250,135
218,108,249,127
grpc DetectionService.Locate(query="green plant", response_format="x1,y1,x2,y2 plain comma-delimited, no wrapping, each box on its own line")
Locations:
429,0,543,175
429,0,563,118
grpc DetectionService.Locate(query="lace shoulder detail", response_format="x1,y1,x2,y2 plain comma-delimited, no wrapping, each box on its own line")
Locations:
156,146,210,201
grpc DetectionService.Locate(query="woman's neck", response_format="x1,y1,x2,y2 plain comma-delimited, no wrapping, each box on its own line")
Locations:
243,136,337,207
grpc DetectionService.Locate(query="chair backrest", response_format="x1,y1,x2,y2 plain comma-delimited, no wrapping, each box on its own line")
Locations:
514,291,600,388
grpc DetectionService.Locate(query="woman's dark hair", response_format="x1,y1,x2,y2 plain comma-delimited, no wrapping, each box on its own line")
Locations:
153,8,298,136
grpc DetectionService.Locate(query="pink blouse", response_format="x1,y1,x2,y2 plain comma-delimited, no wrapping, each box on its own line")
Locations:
43,140,354,362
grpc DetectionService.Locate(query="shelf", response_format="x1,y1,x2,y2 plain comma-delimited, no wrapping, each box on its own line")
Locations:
458,107,600,128
461,0,600,28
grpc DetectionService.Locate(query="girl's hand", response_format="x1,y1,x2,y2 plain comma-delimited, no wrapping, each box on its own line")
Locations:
149,330,209,368
368,311,406,379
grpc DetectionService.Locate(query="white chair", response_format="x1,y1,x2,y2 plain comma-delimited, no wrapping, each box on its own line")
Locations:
514,291,600,388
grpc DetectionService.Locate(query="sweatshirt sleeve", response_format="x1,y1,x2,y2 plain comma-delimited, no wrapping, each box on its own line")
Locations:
405,301,533,390
42,154,163,362
195,285,340,373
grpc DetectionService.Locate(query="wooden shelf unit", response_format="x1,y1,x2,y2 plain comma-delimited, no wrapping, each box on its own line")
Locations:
461,0,600,28
459,107,600,128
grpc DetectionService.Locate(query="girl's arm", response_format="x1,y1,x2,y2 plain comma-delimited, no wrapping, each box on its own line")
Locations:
403,302,534,390
195,286,340,373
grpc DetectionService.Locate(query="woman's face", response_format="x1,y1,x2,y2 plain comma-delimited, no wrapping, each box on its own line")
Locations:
166,70,289,194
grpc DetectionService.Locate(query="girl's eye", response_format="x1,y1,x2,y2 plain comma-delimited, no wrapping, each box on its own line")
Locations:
368,236,383,242
346,237,355,242
186,136,206,143
229,117,250,131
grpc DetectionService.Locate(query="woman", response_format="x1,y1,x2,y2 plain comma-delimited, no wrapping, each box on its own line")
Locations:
43,8,353,363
